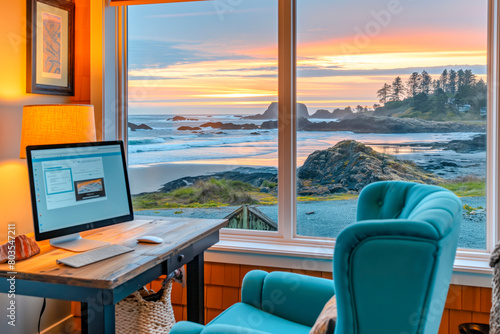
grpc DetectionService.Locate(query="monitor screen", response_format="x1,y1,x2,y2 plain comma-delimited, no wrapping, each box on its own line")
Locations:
26,141,134,243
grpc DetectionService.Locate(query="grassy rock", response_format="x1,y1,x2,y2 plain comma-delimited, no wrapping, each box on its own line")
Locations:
297,140,442,195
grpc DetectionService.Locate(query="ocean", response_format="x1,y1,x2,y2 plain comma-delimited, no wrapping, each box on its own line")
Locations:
128,114,485,179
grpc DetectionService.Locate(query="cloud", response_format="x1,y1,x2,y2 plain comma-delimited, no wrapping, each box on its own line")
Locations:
128,39,257,71
145,7,272,19
297,65,488,78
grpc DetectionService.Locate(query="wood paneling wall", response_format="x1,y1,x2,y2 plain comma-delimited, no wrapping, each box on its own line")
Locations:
148,262,492,334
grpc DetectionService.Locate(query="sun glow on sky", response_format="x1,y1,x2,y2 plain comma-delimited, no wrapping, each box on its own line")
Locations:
128,0,487,115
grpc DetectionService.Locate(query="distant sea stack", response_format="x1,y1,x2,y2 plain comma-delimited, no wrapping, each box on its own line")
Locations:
297,140,442,195
199,122,259,130
244,102,309,120
167,116,199,121
310,109,333,118
128,122,152,131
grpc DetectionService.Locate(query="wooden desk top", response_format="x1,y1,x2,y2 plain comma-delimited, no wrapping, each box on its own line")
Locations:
0,217,227,289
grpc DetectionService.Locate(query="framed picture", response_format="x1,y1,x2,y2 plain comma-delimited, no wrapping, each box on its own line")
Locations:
27,0,75,96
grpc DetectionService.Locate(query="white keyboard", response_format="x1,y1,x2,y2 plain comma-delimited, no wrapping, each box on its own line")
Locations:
56,244,134,268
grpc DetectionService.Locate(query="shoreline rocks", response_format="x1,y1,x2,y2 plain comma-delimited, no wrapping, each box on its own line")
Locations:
199,122,259,130
167,116,199,121
178,126,201,131
430,134,486,153
128,122,152,131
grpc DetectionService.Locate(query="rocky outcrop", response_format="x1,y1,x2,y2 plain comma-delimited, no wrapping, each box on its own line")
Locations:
261,115,485,133
200,122,259,130
244,102,309,120
310,108,354,119
297,140,442,195
316,115,485,133
167,116,199,121
431,134,486,153
310,109,332,118
128,122,152,131
178,126,201,131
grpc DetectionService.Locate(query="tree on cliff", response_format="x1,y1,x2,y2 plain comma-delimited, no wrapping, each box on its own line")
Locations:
391,76,405,101
411,92,431,113
457,69,466,88
464,69,476,87
406,72,420,97
448,70,457,94
375,68,486,120
439,69,448,92
420,70,433,94
432,88,448,114
377,83,391,103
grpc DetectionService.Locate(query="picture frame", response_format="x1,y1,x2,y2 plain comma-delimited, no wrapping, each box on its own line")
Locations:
27,0,75,96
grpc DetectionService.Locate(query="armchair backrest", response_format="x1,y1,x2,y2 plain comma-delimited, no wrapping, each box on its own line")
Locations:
333,181,461,334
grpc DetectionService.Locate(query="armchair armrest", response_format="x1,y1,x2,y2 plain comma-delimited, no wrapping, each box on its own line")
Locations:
171,322,269,334
201,324,271,334
241,270,335,327
170,321,205,334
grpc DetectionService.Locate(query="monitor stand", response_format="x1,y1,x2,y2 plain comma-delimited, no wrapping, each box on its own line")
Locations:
50,233,111,252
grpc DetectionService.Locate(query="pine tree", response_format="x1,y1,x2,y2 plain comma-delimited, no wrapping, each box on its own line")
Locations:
432,79,440,92
406,72,420,97
464,69,476,87
433,88,448,115
391,77,405,101
439,69,448,92
457,69,465,88
377,83,391,104
448,70,457,94
420,70,432,94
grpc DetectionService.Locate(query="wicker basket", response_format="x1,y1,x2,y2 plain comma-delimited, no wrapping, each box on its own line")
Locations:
116,279,176,334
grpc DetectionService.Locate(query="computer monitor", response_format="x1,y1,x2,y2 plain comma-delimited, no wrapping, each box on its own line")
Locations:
26,140,134,252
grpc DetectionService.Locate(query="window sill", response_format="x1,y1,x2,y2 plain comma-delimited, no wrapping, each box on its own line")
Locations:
206,237,493,288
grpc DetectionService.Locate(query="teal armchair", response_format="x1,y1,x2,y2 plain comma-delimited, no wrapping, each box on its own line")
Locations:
171,181,462,334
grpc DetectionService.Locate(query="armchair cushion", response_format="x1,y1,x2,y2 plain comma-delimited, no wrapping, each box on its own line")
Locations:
242,270,335,327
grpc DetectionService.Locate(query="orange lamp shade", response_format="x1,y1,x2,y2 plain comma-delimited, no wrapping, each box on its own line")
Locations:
19,104,96,159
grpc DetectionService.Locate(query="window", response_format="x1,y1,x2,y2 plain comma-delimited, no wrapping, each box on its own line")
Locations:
127,1,279,231
123,0,497,265
295,0,488,250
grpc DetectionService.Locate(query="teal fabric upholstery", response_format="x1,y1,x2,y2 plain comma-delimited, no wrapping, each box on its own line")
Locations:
170,181,461,334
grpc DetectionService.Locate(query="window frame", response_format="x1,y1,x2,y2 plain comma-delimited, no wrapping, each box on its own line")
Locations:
115,0,500,278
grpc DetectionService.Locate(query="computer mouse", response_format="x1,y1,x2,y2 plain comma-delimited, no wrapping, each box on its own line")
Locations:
137,236,163,244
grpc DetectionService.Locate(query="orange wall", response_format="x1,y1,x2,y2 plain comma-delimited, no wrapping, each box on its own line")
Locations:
0,0,91,332
147,262,491,334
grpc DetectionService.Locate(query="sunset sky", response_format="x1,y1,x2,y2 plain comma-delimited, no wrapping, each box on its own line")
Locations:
128,0,487,115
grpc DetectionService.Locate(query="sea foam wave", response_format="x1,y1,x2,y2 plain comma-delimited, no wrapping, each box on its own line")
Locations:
128,138,166,145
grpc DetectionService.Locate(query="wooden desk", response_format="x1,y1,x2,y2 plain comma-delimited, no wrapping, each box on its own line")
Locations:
0,217,227,333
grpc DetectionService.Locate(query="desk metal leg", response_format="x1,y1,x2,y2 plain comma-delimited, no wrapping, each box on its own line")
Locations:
81,301,115,334
187,252,205,324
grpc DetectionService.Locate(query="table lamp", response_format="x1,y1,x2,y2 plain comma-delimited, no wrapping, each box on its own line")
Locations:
19,104,96,158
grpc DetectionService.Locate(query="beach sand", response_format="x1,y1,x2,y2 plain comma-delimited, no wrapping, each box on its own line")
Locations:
128,163,240,194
